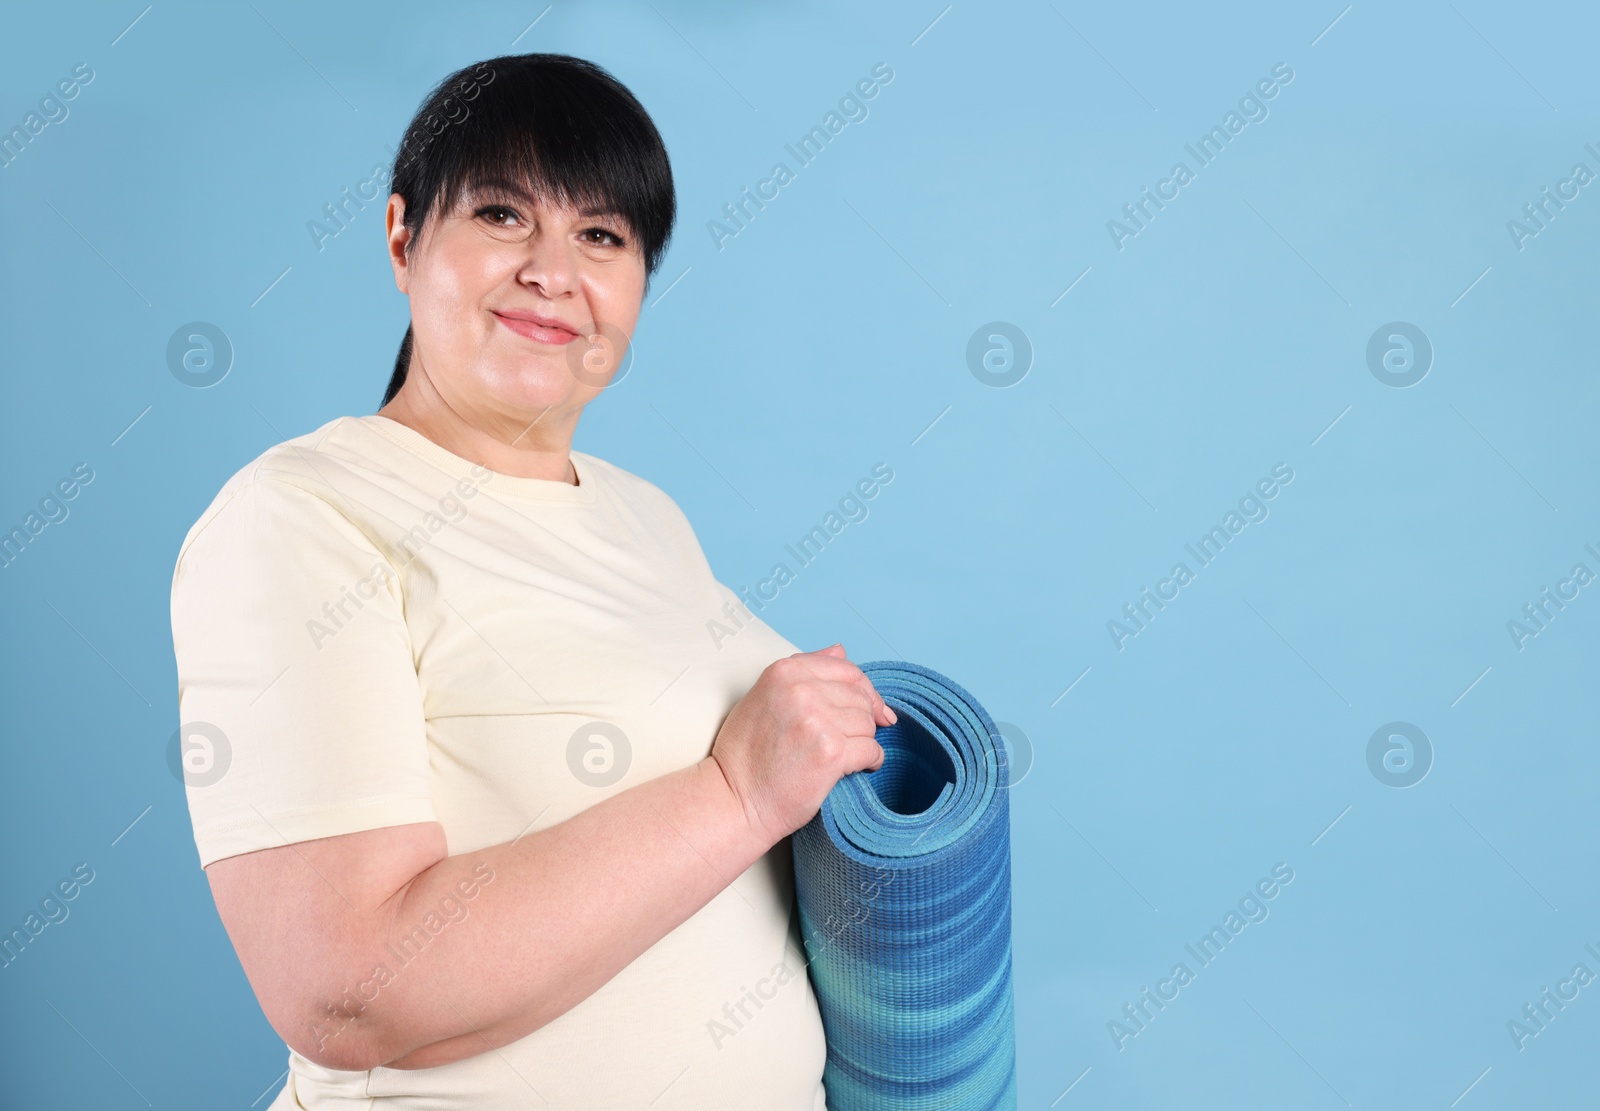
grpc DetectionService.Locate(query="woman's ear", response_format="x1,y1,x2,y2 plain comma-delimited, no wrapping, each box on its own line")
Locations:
386,194,412,293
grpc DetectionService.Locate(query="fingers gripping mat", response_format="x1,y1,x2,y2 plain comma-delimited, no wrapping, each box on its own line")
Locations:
791,660,1017,1111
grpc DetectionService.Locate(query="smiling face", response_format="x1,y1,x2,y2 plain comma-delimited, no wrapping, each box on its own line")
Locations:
383,176,646,446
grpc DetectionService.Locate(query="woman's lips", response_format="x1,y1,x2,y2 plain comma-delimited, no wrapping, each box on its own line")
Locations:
492,312,580,345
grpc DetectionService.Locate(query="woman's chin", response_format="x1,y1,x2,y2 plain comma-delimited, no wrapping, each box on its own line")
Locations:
480,378,582,420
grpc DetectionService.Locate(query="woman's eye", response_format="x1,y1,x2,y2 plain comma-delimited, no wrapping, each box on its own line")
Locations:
471,206,624,246
476,205,520,227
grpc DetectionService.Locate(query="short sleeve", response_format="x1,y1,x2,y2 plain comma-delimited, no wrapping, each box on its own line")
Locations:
170,476,438,869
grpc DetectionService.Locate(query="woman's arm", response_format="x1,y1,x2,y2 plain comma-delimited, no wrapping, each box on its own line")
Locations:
205,646,891,1072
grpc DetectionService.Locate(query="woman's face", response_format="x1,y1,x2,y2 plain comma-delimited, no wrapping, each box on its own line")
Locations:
386,179,645,433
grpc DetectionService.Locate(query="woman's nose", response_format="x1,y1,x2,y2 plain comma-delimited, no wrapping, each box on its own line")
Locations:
514,232,580,299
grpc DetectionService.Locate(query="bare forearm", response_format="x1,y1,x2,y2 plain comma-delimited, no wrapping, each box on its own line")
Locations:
317,755,774,1070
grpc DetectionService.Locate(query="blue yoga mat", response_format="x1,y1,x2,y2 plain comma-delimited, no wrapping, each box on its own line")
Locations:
791,660,1017,1111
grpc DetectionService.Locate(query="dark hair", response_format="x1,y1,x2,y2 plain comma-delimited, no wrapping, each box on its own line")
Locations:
379,54,676,408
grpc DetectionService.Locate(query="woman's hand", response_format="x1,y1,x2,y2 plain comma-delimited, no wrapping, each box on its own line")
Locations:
709,643,896,847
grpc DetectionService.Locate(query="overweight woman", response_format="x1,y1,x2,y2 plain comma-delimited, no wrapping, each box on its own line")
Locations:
170,53,890,1110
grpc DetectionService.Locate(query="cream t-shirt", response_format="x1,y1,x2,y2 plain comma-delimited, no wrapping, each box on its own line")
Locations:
169,413,829,1110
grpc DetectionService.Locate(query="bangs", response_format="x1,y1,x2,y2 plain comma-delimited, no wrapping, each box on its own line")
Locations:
439,134,639,238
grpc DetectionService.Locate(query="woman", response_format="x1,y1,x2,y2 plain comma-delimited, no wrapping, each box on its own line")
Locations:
170,53,891,1110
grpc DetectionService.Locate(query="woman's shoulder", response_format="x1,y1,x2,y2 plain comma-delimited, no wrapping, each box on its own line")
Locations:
210,412,362,483
173,415,387,567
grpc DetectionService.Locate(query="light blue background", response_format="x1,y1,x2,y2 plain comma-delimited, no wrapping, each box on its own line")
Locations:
2,1,1596,1107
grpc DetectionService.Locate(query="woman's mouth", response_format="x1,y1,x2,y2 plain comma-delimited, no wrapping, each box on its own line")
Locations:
492,310,581,345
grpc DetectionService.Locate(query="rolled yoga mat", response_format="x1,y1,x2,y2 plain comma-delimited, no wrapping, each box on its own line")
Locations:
791,660,1017,1111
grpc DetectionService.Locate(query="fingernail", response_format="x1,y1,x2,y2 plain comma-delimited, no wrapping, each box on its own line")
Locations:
887,706,898,723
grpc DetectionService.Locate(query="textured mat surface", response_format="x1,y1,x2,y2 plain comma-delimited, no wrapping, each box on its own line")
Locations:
791,660,1017,1111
